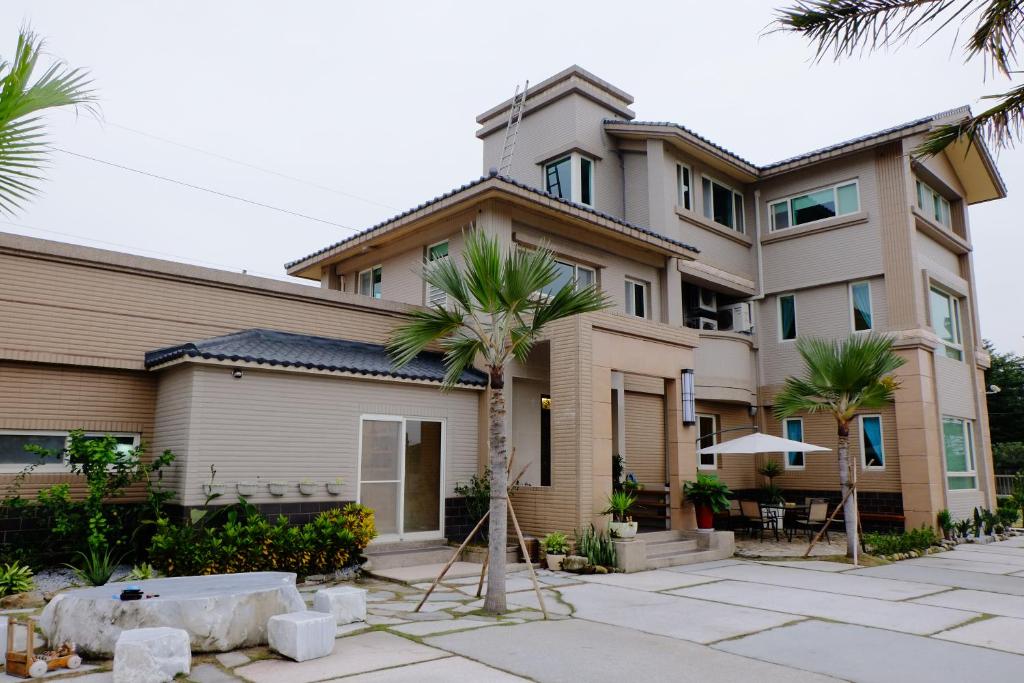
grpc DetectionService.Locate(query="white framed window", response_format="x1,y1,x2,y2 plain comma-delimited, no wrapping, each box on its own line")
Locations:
778,293,797,341
0,431,141,473
697,413,718,469
358,265,383,299
916,179,952,229
426,241,449,307
624,278,649,319
769,180,860,232
676,163,692,211
859,415,885,469
942,417,977,490
542,259,596,298
929,286,963,361
849,281,873,332
783,418,805,469
702,176,744,232
543,153,595,206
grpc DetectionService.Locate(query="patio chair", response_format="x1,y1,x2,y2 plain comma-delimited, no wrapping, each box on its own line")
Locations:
740,500,780,541
794,500,830,543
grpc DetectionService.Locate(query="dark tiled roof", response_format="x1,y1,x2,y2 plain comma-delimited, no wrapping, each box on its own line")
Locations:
144,328,488,387
284,171,699,270
603,118,759,169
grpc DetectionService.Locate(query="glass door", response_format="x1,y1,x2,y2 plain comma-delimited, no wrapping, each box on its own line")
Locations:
359,416,444,540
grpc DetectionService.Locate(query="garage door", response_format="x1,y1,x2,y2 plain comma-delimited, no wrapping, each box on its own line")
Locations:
624,391,666,487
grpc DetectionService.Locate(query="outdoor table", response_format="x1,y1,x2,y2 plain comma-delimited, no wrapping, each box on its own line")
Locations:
783,504,809,542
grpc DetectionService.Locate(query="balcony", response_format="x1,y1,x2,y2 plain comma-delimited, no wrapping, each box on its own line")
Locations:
694,330,756,404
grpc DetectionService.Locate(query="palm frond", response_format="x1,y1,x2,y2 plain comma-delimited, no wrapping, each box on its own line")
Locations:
387,306,466,368
771,0,963,62
774,377,835,419
460,229,505,313
0,28,97,214
967,0,1024,75
422,246,473,311
916,81,1024,155
500,242,559,312
439,334,484,390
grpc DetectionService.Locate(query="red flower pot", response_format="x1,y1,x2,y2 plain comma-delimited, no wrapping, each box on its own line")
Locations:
695,503,715,530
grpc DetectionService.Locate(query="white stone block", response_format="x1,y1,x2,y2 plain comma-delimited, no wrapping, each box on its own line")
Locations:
114,627,191,683
267,611,334,662
313,585,367,625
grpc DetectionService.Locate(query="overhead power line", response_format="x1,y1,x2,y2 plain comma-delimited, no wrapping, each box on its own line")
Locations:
55,147,360,233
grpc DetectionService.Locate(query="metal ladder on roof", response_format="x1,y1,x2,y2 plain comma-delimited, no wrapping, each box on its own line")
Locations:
497,81,528,176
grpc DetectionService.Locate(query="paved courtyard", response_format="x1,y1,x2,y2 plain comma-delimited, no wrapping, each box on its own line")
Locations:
15,535,1024,683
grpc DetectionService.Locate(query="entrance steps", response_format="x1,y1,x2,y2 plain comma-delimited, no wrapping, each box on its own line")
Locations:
362,539,454,571
615,530,736,572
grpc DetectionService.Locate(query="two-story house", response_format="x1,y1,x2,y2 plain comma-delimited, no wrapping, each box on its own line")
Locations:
0,66,1005,565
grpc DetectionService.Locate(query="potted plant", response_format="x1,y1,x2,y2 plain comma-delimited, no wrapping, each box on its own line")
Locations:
236,481,261,497
542,531,570,570
682,473,732,530
326,477,344,496
298,479,317,496
602,490,638,539
937,509,953,540
268,481,288,496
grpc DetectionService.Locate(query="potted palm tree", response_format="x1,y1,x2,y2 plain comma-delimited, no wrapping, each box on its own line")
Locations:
683,474,732,530
602,490,638,539
388,230,609,613
541,531,570,570
774,335,905,558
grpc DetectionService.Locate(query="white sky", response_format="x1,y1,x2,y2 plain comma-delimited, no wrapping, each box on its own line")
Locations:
2,0,1022,353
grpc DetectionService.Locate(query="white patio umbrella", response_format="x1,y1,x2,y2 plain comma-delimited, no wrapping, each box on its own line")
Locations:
697,431,830,455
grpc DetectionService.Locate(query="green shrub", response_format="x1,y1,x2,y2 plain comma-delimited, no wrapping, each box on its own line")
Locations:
0,561,34,597
996,498,1020,528
541,531,569,555
454,469,491,541
937,509,952,535
575,525,616,567
67,547,124,586
864,525,938,556
148,499,375,577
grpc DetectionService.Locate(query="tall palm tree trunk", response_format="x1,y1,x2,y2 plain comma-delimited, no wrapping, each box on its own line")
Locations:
836,424,857,558
484,365,508,613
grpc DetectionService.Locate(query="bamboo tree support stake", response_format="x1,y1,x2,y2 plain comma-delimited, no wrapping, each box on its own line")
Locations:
475,551,489,598
803,484,856,558
414,510,490,612
507,496,548,619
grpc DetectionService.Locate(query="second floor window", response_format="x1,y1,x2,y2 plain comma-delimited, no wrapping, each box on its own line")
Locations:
544,154,595,207
770,180,859,231
916,179,951,229
676,164,692,210
702,176,744,232
929,286,962,360
850,281,873,331
358,266,382,299
426,241,449,306
778,294,797,341
542,260,595,298
860,415,885,469
624,278,649,319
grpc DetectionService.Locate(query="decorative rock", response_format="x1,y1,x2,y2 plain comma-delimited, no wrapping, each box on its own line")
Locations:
39,572,305,656
113,627,191,683
267,611,334,662
313,585,367,625
0,591,45,609
561,555,588,572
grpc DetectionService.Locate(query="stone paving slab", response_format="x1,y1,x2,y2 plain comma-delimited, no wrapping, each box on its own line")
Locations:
933,615,1024,654
504,589,574,616
558,583,801,644
334,655,529,682
911,588,1024,618
662,559,744,573
452,577,537,595
668,580,978,634
907,555,1024,575
426,618,839,682
216,651,251,668
757,560,854,572
234,631,447,683
389,618,499,637
950,545,1024,564
715,619,1024,682
191,663,244,683
368,562,482,584
951,543,1024,558
690,561,944,600
848,563,1024,595
576,569,719,592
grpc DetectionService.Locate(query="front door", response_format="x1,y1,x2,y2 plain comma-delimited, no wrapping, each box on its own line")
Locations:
358,416,444,541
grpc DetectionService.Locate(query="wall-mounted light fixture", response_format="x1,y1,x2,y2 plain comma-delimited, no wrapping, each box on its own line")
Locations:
748,405,758,418
681,369,695,426
232,369,244,379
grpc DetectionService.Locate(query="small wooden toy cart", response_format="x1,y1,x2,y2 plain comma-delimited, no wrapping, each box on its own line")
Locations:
4,616,81,678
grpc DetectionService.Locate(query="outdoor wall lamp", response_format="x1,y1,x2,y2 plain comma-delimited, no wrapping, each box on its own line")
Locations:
681,369,695,426
232,369,244,379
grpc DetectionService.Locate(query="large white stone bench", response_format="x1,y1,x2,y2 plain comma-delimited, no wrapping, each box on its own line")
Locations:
113,627,191,683
39,571,305,656
313,585,367,624
267,611,335,662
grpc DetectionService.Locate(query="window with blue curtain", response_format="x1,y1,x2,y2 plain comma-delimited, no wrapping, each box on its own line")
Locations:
785,418,804,468
861,416,884,468
851,282,872,331
779,294,796,340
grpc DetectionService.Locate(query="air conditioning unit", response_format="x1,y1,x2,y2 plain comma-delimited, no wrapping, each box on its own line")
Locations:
685,285,718,317
697,316,718,331
698,288,718,313
719,302,753,333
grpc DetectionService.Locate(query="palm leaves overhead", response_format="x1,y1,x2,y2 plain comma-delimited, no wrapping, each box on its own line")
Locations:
388,229,610,387
772,0,1024,156
774,334,906,424
0,28,96,215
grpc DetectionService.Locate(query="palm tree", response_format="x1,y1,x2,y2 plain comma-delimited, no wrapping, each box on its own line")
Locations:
389,229,609,612
0,27,95,215
774,335,905,557
772,1,1024,156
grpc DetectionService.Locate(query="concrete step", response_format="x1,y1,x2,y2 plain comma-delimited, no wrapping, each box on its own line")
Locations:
638,530,691,543
362,543,454,570
645,539,699,557
365,538,450,553
645,548,728,569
